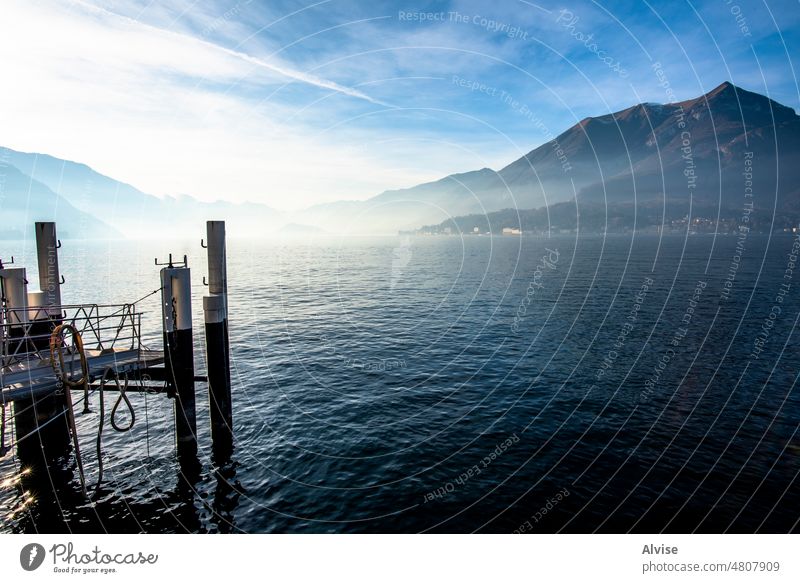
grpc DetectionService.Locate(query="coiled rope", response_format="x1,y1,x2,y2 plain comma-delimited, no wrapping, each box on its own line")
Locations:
50,325,137,498
49,323,89,497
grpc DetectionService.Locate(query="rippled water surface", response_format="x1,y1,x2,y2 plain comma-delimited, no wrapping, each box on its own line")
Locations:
1,233,799,532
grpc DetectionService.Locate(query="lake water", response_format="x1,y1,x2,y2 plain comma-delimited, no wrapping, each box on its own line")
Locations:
1,233,799,533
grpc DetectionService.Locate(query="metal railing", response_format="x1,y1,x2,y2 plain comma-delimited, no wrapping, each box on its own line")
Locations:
0,303,145,370
0,303,159,457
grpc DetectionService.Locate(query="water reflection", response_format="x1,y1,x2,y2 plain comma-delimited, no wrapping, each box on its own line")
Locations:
3,449,242,533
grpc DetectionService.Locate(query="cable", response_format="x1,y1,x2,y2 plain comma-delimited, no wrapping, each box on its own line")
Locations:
94,367,136,498
130,286,164,307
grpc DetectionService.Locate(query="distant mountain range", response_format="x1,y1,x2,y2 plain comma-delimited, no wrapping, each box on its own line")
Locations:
0,148,282,238
0,162,118,239
2,81,798,238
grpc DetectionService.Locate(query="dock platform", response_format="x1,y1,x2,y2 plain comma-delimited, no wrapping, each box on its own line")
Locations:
1,348,166,404
1,219,233,478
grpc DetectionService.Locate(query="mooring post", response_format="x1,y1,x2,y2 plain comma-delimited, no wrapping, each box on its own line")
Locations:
1,256,69,465
31,222,63,352
30,224,71,461
0,267,35,462
160,261,198,461
34,222,63,313
0,266,29,353
203,221,233,457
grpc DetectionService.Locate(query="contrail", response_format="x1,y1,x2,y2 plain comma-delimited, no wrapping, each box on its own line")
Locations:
68,0,389,106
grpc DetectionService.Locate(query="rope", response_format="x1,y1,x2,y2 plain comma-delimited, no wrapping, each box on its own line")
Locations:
50,324,89,389
131,286,163,307
111,373,135,432
94,367,135,497
49,323,89,497
48,311,147,497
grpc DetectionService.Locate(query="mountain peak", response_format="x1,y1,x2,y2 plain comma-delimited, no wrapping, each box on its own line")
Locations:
673,81,798,122
700,81,747,104
708,81,736,95
674,81,768,113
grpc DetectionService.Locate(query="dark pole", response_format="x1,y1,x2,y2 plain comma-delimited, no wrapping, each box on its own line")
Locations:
32,222,63,351
203,221,233,458
8,224,71,465
161,262,197,462
34,222,62,310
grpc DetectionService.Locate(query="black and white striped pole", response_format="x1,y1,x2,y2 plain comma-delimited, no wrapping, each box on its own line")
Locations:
203,221,233,458
160,256,198,462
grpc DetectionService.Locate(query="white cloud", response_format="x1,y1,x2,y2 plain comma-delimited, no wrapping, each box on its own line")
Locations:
0,0,426,210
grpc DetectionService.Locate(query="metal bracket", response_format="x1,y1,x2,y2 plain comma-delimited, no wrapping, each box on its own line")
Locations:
59,275,66,285
200,239,207,249
154,254,189,269
56,239,62,249
0,256,14,269
202,276,209,287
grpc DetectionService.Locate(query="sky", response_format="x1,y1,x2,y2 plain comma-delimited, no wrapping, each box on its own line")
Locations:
1,0,798,210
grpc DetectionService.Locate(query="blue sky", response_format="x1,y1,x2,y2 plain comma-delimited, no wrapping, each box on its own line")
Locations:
1,0,798,209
